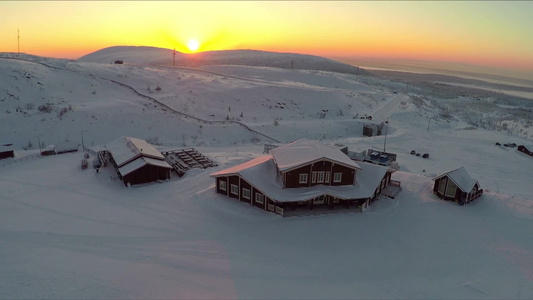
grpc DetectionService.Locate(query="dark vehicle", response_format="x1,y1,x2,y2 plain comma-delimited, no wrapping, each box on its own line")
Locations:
410,150,416,155
422,153,429,159
416,153,421,157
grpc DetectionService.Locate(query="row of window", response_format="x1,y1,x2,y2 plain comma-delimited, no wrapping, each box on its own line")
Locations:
299,171,342,184
219,180,265,204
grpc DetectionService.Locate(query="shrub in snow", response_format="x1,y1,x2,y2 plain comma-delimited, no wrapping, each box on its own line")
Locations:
58,107,68,118
38,104,52,113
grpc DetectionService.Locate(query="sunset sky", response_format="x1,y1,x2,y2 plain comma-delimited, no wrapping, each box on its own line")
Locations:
1,1,532,73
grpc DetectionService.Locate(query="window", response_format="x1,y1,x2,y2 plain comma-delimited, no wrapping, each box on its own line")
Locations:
325,171,330,183
219,180,227,191
333,173,342,183
230,184,239,195
243,188,250,199
299,173,308,184
313,195,325,204
312,172,317,183
445,180,457,197
255,193,265,204
317,171,324,183
438,178,446,194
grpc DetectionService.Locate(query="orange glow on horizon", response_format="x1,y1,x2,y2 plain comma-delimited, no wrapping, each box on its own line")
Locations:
1,1,531,73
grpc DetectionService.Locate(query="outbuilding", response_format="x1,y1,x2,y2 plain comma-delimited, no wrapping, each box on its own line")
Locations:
105,136,172,186
517,145,533,157
0,143,15,159
433,167,482,205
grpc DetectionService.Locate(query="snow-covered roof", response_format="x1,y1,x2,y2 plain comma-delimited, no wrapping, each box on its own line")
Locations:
0,143,14,152
433,167,478,192
211,156,387,203
105,136,165,167
118,156,171,177
211,156,272,177
270,139,361,172
520,145,533,152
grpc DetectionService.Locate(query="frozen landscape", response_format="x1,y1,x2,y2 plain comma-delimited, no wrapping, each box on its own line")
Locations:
1,47,532,299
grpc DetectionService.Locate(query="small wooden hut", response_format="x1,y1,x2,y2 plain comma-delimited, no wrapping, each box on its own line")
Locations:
433,167,482,205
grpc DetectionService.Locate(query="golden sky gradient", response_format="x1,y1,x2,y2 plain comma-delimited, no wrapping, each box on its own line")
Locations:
1,1,532,73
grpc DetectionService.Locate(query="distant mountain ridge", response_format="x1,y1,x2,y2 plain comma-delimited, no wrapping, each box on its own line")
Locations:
78,46,367,75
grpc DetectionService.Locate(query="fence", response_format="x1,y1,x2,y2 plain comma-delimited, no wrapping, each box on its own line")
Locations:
0,153,42,170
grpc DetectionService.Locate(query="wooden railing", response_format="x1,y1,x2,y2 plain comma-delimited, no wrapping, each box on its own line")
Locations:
470,189,483,201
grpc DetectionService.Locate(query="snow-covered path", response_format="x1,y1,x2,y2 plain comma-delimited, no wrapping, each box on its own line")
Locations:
372,94,409,121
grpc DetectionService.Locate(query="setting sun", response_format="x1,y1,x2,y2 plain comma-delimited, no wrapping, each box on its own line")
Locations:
187,39,199,52
0,2,532,72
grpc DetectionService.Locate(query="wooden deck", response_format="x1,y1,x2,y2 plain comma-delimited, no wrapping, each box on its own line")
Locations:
162,148,218,177
382,180,402,199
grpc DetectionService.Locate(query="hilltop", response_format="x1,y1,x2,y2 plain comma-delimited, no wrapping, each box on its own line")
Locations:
78,46,367,75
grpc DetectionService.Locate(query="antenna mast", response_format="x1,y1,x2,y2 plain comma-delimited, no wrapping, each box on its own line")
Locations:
173,48,176,66
17,29,20,54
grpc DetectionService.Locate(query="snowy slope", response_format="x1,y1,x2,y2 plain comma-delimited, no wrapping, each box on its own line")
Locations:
1,49,532,299
0,53,387,150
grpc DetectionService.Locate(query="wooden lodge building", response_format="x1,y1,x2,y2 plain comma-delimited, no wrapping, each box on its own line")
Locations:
0,143,15,159
433,167,483,205
211,139,396,216
105,136,172,186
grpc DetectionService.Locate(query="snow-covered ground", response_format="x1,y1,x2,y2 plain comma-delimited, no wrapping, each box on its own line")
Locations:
1,48,532,299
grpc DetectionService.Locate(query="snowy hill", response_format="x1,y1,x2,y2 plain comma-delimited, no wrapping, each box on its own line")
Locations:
78,46,367,75
1,50,533,299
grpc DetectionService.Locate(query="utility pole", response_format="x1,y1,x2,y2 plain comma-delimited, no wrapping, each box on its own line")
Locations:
173,48,176,67
81,129,85,153
427,117,431,132
383,117,389,152
17,29,20,54
37,135,42,155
